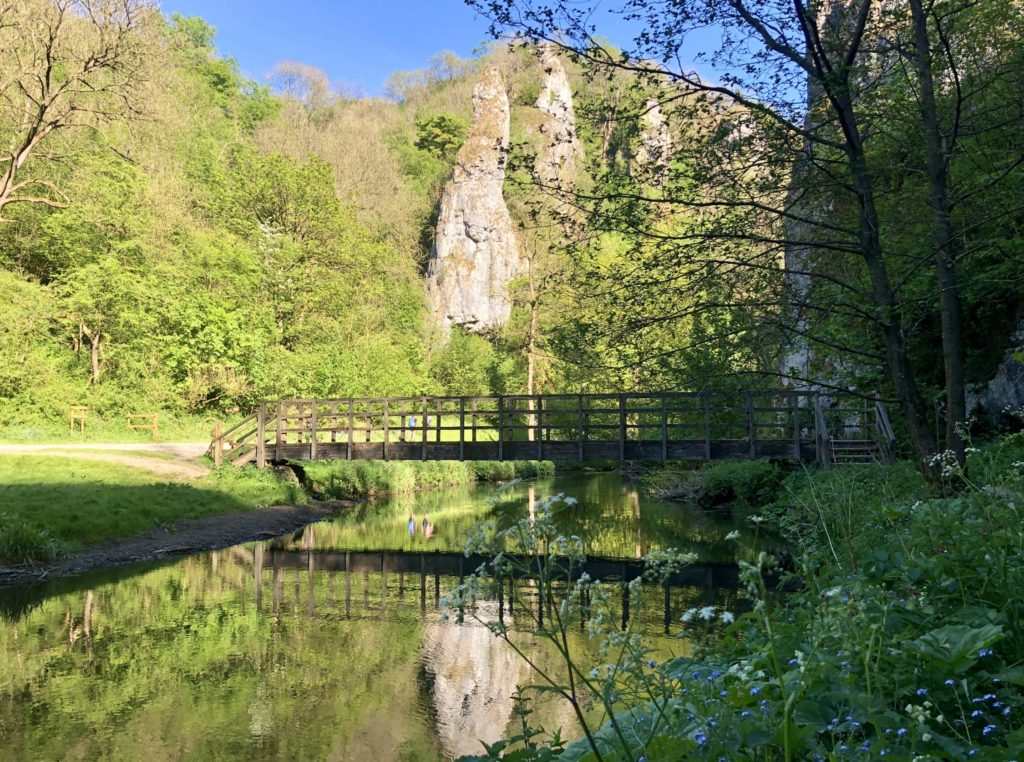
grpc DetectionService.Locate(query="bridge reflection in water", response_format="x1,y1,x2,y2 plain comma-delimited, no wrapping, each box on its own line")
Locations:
245,542,742,635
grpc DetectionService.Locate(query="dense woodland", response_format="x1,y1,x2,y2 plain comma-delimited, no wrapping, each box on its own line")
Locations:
1,0,1022,468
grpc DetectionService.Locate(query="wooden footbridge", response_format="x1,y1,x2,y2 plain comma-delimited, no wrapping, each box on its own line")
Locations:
210,390,895,468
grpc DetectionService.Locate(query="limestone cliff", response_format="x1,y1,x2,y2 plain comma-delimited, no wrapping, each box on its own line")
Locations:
534,46,580,187
426,67,522,335
634,99,673,182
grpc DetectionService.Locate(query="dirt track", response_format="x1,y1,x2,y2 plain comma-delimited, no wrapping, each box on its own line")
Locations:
0,442,210,479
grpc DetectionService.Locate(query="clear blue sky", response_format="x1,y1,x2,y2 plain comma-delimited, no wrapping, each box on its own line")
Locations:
160,0,658,96
161,0,498,95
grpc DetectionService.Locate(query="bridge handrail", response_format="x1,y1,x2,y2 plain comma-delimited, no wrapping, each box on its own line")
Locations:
212,390,886,468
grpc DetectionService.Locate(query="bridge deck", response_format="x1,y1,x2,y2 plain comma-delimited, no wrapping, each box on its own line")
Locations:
210,391,893,467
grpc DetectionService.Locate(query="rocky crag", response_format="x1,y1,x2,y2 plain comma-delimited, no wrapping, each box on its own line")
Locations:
534,46,580,187
426,66,522,335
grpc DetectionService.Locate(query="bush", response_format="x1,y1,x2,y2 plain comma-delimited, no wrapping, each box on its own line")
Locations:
301,459,556,499
0,518,66,565
643,459,785,508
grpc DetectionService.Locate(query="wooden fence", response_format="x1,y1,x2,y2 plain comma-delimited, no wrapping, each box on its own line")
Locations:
210,390,895,468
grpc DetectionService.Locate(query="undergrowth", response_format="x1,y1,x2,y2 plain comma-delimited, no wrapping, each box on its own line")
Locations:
301,459,554,500
466,433,1024,760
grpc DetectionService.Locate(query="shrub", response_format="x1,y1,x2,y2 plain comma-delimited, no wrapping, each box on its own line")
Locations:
0,518,66,565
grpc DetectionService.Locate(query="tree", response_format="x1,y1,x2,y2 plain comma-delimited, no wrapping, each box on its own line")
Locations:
467,0,1024,465
0,0,152,219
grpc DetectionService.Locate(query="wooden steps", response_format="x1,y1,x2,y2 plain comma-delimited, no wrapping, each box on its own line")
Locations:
830,439,881,465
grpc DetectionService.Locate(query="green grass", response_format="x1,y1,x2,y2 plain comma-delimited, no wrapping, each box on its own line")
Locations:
0,414,221,444
301,459,555,500
0,457,304,564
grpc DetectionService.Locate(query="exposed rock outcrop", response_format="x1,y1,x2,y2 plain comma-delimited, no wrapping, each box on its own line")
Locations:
634,99,673,182
969,319,1024,423
426,67,522,335
534,46,580,187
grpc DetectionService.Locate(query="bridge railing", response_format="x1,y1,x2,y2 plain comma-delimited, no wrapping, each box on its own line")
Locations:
207,390,891,467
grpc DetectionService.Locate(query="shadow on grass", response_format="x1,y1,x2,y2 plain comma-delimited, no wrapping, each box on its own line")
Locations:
0,481,271,565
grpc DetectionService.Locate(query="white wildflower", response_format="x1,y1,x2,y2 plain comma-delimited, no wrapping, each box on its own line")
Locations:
725,530,741,541
720,611,735,624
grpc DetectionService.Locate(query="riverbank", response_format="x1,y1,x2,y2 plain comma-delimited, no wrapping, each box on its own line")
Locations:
0,455,557,569
0,502,341,587
486,433,1024,760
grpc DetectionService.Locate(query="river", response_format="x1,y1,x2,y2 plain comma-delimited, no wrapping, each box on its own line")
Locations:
0,472,764,760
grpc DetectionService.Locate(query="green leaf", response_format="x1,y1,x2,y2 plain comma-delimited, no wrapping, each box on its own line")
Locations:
909,623,1003,674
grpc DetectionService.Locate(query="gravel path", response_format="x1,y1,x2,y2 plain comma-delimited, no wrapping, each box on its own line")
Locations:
0,442,210,479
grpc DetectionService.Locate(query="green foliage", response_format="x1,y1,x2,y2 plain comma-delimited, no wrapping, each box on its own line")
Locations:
414,113,468,159
474,436,1024,760
644,459,785,508
302,459,555,500
430,329,501,395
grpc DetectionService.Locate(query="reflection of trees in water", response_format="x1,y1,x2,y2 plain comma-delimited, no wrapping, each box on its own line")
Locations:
0,474,768,759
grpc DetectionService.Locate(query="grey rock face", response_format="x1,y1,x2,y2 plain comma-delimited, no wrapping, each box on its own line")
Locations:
969,320,1024,422
426,67,522,335
635,99,673,181
534,46,580,186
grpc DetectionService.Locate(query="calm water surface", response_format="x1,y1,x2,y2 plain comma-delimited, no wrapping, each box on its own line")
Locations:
0,473,760,760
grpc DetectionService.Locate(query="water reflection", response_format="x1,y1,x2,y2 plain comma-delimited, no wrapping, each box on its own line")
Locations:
0,474,756,760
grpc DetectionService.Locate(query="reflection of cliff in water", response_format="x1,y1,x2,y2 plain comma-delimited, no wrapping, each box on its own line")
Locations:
420,601,581,759
421,602,529,757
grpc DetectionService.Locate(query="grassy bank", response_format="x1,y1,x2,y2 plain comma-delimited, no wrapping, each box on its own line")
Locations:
0,457,303,565
0,415,221,444
301,459,555,500
474,434,1024,760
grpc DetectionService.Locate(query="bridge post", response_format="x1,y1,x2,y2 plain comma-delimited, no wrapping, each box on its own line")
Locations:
618,394,626,461
212,420,223,467
309,402,318,461
346,398,353,461
790,393,800,461
702,393,712,460
745,391,756,459
660,396,668,461
578,394,585,462
459,398,466,460
497,396,504,461
536,397,543,460
382,399,389,461
256,404,266,469
421,396,429,460
275,400,283,462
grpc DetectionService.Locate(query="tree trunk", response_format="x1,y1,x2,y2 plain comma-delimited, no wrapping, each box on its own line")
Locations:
837,98,937,464
909,0,967,463
81,324,102,384
526,259,540,442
